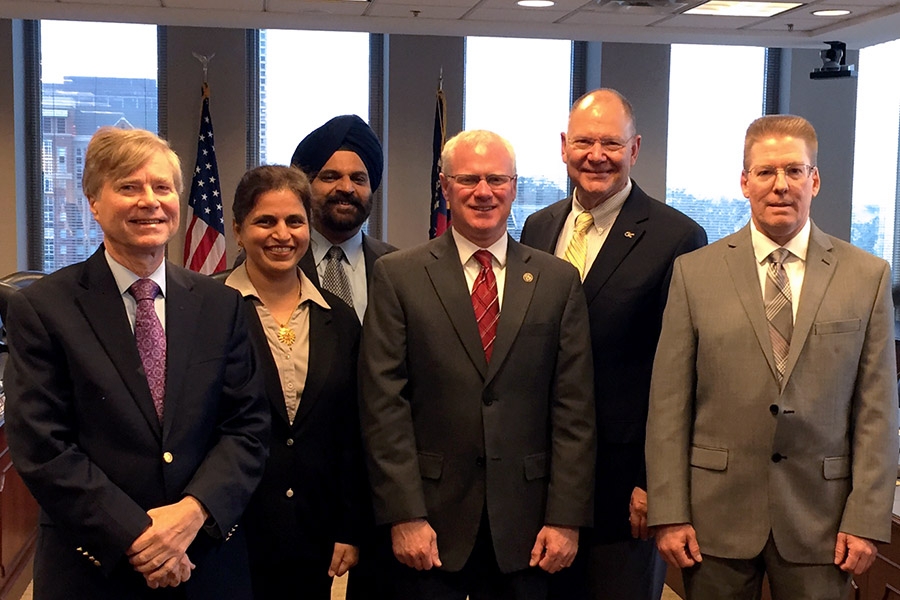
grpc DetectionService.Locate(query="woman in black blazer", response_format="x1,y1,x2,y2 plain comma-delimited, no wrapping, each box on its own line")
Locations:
226,165,365,599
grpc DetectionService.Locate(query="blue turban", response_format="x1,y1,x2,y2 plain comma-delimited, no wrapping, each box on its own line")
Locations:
290,115,383,193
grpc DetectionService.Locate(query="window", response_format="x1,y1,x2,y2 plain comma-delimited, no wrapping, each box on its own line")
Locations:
666,44,766,242
258,29,369,166
38,20,159,273
851,38,900,268
464,36,571,242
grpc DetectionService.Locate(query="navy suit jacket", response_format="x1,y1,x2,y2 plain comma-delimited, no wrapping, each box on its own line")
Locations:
5,247,270,600
520,182,706,542
240,284,366,571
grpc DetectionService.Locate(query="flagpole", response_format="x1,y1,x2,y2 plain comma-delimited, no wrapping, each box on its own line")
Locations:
183,55,227,274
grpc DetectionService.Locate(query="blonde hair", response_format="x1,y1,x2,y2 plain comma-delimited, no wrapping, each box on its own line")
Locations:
743,115,818,170
82,127,183,200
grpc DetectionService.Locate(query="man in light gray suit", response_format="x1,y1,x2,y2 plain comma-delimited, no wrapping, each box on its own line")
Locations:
646,114,899,599
359,129,596,599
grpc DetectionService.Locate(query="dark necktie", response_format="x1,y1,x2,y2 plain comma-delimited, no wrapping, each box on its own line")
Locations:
471,250,499,362
129,278,166,422
322,246,354,308
764,248,793,381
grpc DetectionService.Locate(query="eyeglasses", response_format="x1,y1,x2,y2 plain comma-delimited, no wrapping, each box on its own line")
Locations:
566,136,635,153
445,174,517,189
746,164,816,183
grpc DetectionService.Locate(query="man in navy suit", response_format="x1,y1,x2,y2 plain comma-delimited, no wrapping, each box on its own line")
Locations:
5,127,269,600
521,89,706,600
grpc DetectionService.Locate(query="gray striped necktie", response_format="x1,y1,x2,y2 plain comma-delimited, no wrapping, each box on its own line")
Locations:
322,246,354,308
765,248,793,381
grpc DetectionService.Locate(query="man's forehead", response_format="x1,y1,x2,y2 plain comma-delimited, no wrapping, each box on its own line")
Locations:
320,149,369,174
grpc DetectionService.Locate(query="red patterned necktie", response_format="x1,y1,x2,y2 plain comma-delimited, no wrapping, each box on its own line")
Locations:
129,278,166,422
471,250,499,362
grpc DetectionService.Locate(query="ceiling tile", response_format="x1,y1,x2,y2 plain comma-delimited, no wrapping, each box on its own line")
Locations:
465,5,572,21
366,2,471,18
266,0,369,15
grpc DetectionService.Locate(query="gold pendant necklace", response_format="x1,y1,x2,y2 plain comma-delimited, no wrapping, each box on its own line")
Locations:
277,324,296,346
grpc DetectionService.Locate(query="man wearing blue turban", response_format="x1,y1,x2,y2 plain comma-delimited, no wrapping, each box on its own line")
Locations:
291,115,396,324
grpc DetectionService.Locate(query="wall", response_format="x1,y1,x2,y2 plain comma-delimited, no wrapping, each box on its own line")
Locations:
163,26,249,266
0,19,26,274
782,47,859,240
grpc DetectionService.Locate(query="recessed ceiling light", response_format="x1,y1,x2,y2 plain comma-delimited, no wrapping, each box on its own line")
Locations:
812,9,851,17
685,1,802,18
518,0,556,7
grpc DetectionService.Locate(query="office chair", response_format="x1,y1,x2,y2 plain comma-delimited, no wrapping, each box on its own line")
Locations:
0,280,17,355
1,270,45,289
209,268,234,283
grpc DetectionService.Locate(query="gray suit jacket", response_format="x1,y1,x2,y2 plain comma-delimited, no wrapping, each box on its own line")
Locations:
646,223,898,563
359,231,596,573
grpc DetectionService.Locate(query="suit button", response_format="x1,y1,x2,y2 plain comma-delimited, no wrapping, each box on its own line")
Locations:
769,404,779,415
162,452,173,464
771,453,785,463
285,488,294,498
482,393,496,406
476,456,485,467
286,438,294,447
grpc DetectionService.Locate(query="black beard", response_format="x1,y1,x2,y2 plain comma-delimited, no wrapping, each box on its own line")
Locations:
316,191,372,232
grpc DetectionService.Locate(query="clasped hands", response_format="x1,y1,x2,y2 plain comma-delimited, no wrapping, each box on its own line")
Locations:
390,518,579,574
126,496,207,589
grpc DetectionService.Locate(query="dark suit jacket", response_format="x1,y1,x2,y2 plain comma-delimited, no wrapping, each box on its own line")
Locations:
359,232,596,573
520,182,706,542
5,247,270,600
237,277,365,577
299,232,397,288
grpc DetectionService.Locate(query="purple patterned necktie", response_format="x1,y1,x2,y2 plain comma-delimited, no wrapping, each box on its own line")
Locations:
129,279,166,422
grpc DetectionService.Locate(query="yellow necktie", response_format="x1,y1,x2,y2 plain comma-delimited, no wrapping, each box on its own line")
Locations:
564,211,594,279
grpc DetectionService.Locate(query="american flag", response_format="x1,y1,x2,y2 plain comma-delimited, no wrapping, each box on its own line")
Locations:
429,87,450,239
183,83,226,274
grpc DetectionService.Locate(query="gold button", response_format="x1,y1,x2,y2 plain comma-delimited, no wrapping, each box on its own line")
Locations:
93,560,101,567
285,488,294,498
163,452,173,463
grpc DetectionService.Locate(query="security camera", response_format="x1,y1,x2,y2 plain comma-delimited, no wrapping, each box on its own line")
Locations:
810,41,857,80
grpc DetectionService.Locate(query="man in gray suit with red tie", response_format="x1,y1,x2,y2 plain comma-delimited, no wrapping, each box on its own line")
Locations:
646,114,899,599
521,88,706,600
359,129,596,599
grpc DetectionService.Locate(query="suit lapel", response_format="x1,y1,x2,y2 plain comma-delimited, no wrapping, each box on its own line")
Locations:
363,234,377,286
299,247,320,287
485,239,537,384
723,226,781,382
163,266,203,434
293,304,334,425
528,198,569,254
782,224,836,385
244,300,291,425
75,249,161,436
425,233,489,377
582,186,648,304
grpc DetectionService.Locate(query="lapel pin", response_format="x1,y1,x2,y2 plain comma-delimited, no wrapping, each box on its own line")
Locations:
624,231,635,238
523,273,534,283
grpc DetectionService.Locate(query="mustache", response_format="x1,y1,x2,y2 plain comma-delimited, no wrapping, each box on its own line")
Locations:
325,192,366,211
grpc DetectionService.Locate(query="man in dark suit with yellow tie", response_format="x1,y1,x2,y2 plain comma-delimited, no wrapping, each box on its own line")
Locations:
359,129,596,599
520,88,706,600
5,127,270,600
